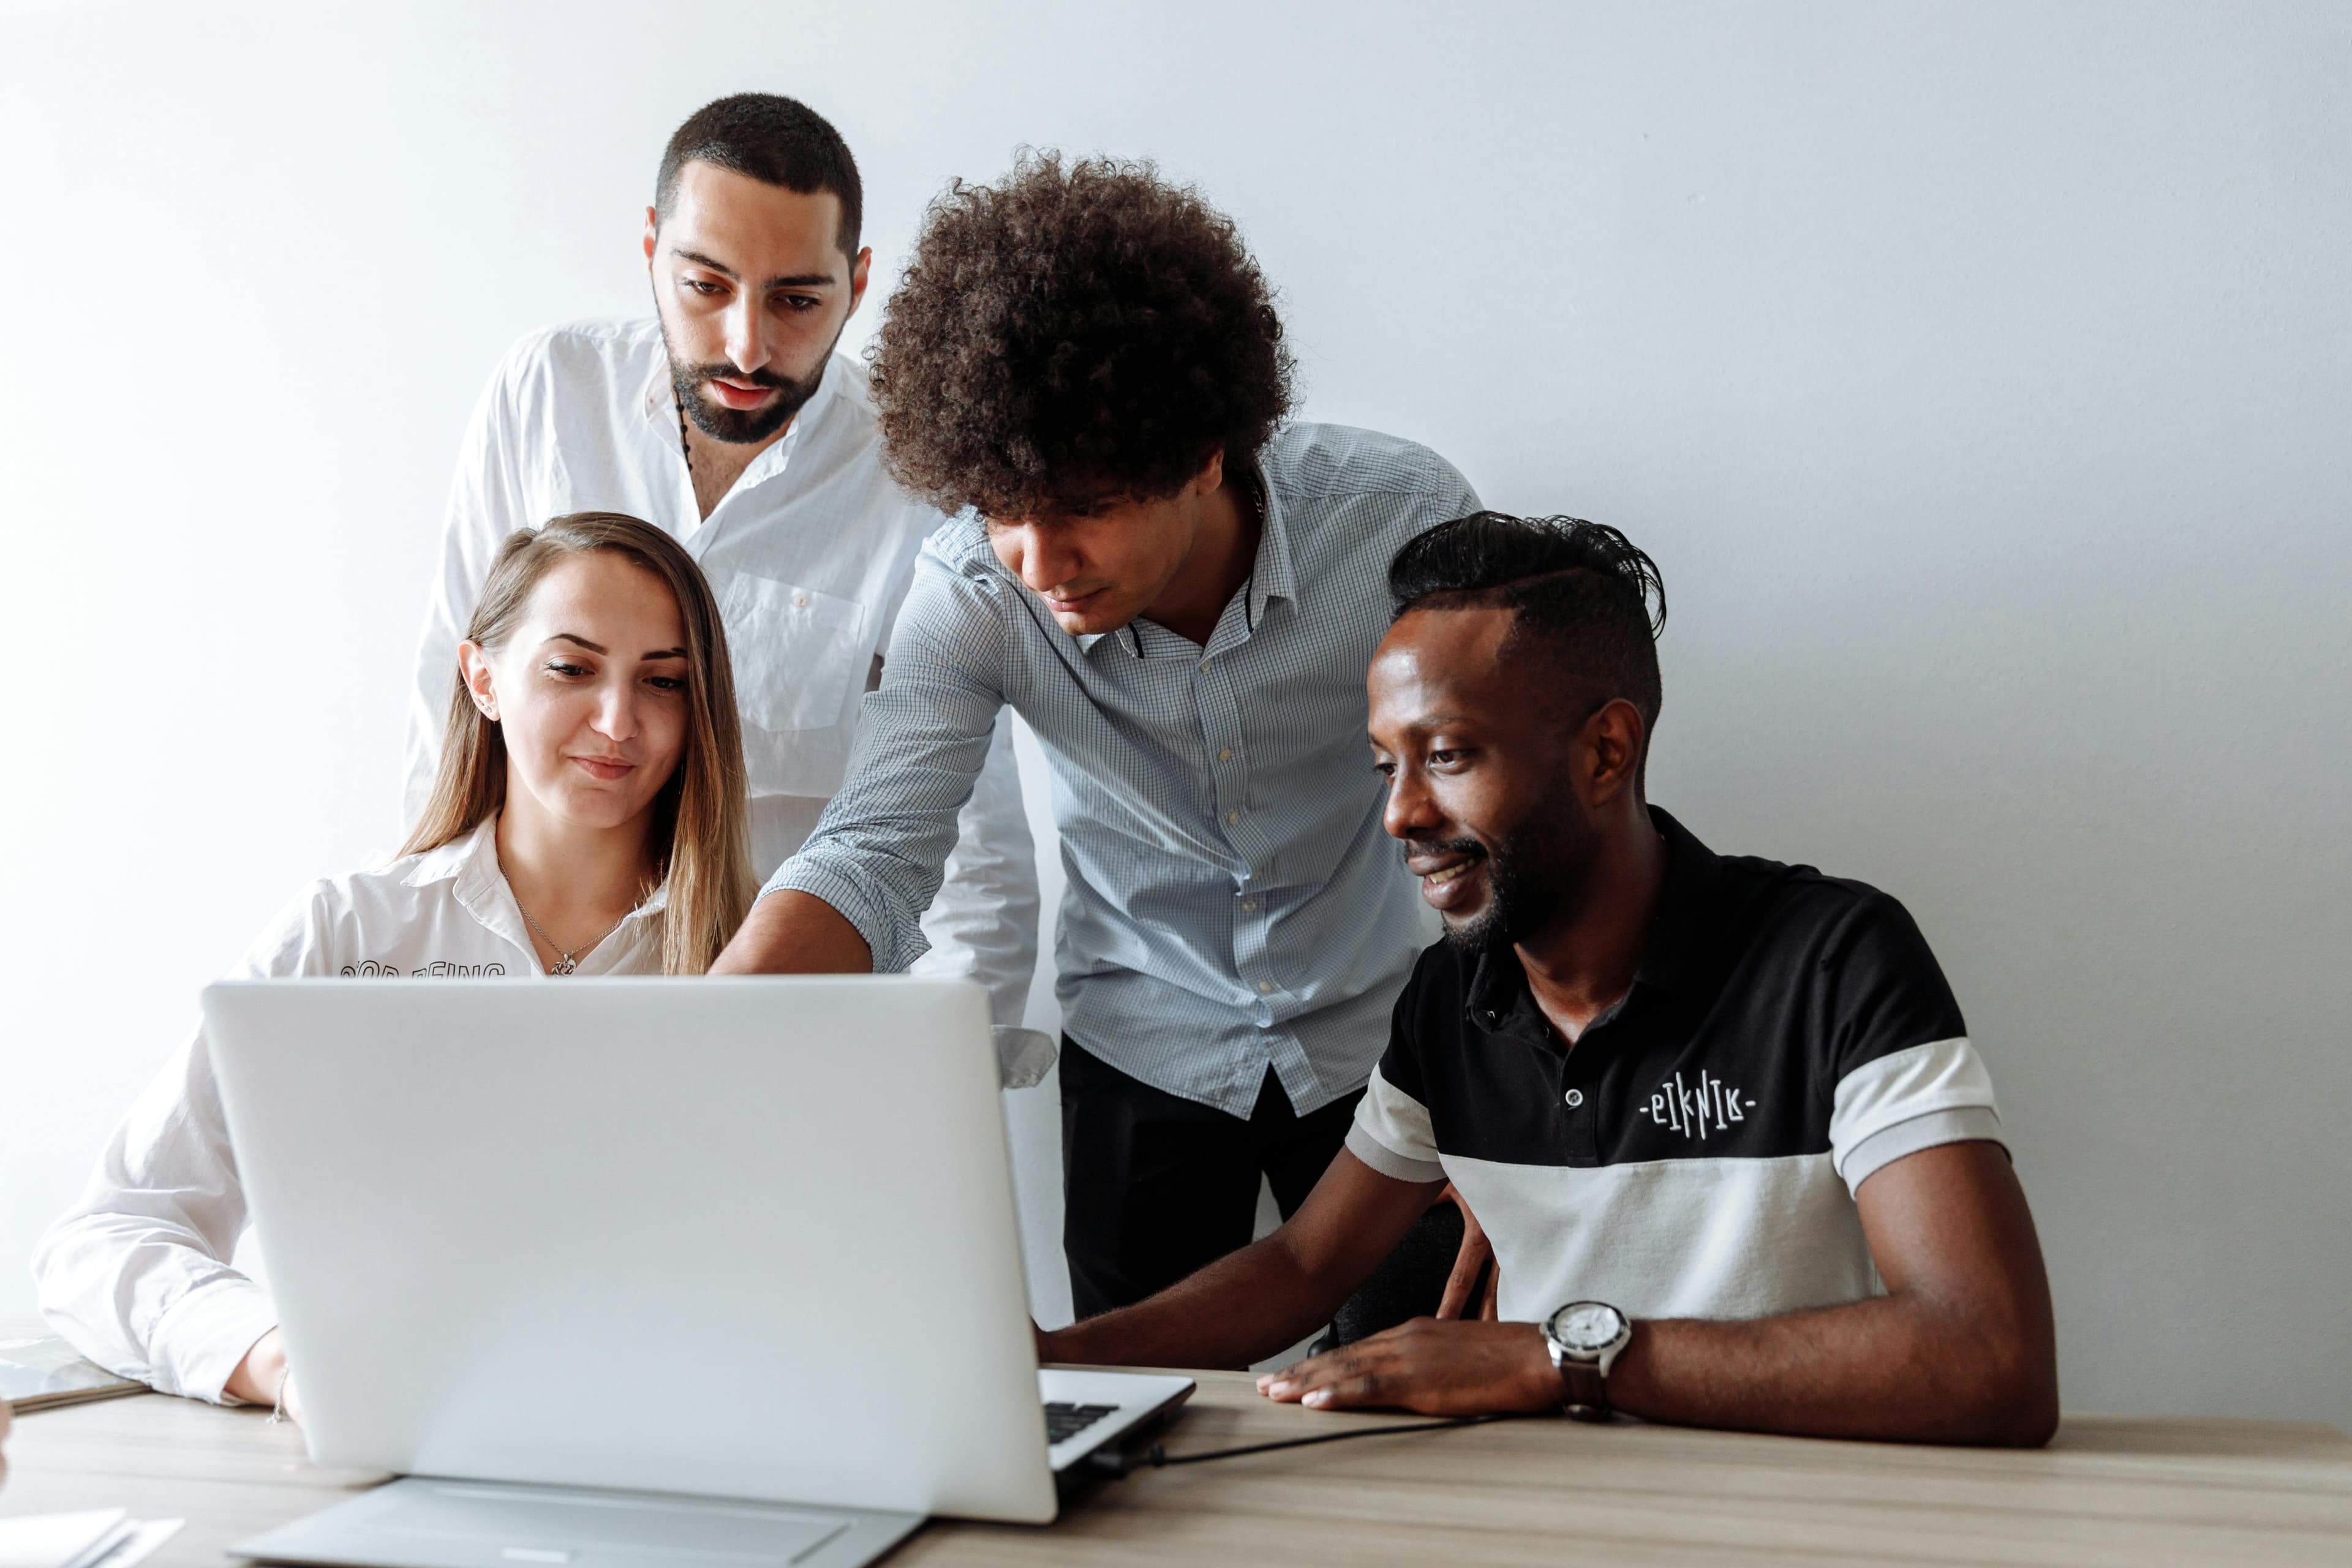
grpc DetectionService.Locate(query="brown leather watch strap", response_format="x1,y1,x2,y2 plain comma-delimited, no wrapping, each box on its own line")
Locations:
1559,1358,1613,1422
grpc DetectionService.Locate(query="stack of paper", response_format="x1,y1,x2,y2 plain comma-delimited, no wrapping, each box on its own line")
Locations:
0,1338,142,1415
0,1510,183,1568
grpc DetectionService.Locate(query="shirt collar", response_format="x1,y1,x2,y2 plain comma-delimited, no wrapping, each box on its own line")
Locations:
1463,805,1723,1037
403,813,671,925
1242,456,1295,630
401,814,500,892
1629,805,1721,993
1076,453,1291,660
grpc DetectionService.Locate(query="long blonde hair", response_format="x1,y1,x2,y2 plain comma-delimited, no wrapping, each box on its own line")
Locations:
399,512,755,973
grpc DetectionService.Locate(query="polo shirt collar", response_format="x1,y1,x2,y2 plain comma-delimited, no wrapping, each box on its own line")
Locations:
1632,806,1722,993
1076,453,1291,660
1462,805,1725,1039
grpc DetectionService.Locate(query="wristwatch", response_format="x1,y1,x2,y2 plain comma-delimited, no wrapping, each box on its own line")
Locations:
1542,1300,1632,1422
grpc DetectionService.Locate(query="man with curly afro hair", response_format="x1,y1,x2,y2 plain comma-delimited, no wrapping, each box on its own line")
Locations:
717,154,1491,1344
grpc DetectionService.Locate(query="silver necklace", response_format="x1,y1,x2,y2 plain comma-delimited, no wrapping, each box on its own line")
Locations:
516,899,635,976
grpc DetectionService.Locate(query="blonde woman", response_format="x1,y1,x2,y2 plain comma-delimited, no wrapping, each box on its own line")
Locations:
34,513,754,1417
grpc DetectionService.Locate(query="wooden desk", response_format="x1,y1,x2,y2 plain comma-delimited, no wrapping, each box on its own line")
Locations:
5,1372,2349,1566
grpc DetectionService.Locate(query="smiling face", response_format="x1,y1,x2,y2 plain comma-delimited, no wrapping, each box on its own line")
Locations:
459,552,693,834
1368,605,1610,953
982,459,1224,636
644,160,871,445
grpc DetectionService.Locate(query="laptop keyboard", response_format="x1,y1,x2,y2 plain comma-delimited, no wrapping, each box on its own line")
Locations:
1043,1401,1121,1445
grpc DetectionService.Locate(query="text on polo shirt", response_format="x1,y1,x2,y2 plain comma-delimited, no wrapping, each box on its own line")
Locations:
1640,1068,1757,1141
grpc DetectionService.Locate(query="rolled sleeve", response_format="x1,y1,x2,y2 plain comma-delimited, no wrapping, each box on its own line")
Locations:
32,1027,276,1404
149,1278,282,1405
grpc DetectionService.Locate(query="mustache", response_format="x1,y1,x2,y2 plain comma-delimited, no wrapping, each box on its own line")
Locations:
684,361,790,391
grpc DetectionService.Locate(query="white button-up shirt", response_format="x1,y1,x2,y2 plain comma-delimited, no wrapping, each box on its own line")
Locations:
403,318,1041,1047
32,820,663,1404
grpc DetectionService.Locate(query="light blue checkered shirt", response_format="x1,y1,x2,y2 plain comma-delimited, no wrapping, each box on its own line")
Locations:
767,423,1480,1117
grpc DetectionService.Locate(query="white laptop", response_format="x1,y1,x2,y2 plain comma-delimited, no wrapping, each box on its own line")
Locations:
203,976,1193,1568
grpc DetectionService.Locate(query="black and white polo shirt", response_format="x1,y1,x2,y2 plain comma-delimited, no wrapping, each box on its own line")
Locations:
1344,807,2004,1325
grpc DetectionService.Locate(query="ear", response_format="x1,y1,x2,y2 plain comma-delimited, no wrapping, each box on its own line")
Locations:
458,641,500,723
643,207,660,268
1193,447,1226,497
1580,698,1648,807
845,246,873,318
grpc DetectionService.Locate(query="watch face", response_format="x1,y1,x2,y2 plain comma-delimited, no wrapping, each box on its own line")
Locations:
1553,1301,1627,1354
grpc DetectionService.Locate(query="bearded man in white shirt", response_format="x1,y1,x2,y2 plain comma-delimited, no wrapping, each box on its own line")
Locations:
407,93,1042,1068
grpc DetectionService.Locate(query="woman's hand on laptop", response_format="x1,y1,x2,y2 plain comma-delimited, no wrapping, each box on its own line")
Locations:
226,1327,303,1423
1255,1319,1558,1417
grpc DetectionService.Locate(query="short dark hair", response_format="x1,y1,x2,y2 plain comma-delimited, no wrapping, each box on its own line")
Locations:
654,94,862,257
1389,512,1668,741
867,152,1294,519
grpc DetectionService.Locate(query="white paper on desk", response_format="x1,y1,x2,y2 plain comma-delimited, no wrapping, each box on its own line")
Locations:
67,1517,181,1568
0,1509,124,1568
0,1512,183,1568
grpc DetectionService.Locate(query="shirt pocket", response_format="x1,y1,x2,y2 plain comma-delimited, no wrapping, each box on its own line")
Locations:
718,571,870,733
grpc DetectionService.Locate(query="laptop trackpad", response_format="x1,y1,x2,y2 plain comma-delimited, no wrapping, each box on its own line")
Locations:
233,1476,923,1568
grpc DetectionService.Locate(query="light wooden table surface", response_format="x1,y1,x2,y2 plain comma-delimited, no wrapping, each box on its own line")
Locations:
6,1365,2350,1566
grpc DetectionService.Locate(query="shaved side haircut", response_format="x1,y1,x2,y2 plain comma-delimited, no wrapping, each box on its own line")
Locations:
1389,513,1668,776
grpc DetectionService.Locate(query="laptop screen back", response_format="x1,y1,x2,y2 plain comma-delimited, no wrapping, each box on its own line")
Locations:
204,976,1057,1523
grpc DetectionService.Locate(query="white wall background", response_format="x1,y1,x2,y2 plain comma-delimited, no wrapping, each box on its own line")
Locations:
2,1,2345,1428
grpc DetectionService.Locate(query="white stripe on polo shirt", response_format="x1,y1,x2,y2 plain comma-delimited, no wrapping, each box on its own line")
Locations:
1348,1039,2002,1324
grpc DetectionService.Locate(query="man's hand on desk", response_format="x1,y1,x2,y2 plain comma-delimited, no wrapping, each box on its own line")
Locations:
1256,1317,1558,1417
225,1328,303,1425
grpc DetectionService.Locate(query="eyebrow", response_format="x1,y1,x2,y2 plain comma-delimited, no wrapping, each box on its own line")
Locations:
673,247,837,290
543,635,688,661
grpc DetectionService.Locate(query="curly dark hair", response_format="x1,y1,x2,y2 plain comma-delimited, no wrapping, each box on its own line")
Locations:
869,153,1295,518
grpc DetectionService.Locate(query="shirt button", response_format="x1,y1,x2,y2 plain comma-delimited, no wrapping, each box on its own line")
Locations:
1564,1088,1585,1109
793,592,810,608
1240,898,1257,912
1218,748,1233,761
1256,980,1273,994
1199,658,1213,671
1226,810,1240,824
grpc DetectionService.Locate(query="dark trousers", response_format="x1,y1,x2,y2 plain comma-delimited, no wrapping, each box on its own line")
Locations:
1058,1036,1461,1347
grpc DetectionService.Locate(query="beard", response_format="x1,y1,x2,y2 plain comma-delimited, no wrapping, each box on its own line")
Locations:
660,319,842,447
1417,787,1603,959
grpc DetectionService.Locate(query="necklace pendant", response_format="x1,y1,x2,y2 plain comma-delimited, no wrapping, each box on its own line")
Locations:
548,955,579,976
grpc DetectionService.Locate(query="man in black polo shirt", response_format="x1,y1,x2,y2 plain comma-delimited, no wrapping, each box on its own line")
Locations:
1042,513,2059,1446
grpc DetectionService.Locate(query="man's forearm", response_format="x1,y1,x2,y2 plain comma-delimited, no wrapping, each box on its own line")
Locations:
1046,1232,1348,1372
709,891,874,975
1612,1291,2058,1446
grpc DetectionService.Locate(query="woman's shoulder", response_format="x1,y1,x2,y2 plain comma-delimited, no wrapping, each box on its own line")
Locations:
234,832,492,979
